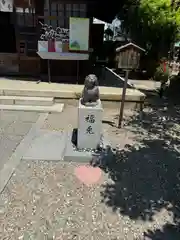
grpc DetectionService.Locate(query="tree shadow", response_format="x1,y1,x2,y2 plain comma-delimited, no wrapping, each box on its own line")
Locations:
101,140,180,221
102,120,116,127
144,223,180,240
100,93,180,238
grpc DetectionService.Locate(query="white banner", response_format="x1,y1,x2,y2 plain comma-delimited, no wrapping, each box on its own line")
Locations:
16,7,35,13
69,17,89,52
0,0,13,12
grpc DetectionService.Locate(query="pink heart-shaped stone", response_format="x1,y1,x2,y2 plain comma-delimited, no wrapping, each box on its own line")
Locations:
74,165,102,186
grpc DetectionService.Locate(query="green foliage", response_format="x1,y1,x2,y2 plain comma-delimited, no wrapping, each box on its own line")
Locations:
120,0,180,62
154,64,169,83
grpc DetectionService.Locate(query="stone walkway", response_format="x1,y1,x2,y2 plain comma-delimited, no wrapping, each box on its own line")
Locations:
0,111,39,171
128,79,160,91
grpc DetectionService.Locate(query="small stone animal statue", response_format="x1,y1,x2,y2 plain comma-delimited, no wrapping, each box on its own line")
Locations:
81,74,100,105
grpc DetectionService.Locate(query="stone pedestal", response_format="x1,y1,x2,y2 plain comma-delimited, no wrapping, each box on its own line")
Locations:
77,99,103,149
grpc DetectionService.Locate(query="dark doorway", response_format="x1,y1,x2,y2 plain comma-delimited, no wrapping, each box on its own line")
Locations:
0,12,16,53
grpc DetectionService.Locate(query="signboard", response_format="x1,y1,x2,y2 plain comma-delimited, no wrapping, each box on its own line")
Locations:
117,49,140,70
69,17,89,52
77,105,103,149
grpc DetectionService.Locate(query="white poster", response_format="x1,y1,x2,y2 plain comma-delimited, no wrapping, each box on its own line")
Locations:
0,0,13,12
38,41,48,52
69,17,89,52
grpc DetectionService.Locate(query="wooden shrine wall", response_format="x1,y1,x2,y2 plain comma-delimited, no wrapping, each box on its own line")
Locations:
0,0,95,80
39,0,91,83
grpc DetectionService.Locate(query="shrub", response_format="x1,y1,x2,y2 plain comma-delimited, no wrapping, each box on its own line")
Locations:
154,65,169,83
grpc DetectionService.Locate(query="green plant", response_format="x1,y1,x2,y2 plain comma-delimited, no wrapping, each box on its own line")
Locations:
118,0,180,65
154,65,169,83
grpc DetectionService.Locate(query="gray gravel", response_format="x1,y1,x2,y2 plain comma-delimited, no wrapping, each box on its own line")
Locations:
0,160,172,240
0,98,180,239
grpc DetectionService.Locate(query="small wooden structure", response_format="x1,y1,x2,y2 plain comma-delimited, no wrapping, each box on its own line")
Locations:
115,42,145,128
115,42,145,70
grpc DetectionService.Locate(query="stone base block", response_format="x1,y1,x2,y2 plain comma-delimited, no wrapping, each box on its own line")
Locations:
64,130,93,162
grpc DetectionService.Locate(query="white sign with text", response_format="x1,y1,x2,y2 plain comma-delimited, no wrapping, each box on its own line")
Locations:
77,99,103,149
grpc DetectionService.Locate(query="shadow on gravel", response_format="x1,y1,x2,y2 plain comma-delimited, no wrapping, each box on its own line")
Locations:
144,223,180,240
100,92,180,239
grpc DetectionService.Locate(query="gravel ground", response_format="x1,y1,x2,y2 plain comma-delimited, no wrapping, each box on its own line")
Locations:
0,97,180,239
0,111,39,171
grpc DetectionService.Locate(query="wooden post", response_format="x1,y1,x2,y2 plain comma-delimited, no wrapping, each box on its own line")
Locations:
118,70,129,128
13,6,20,72
47,0,51,83
77,60,79,84
47,59,51,83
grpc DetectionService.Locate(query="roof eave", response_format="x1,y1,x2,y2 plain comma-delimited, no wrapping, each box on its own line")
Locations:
116,42,146,52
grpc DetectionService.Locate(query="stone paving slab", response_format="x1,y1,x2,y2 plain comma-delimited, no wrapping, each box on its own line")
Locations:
42,106,78,132
5,121,34,136
0,103,64,113
0,96,54,106
0,135,24,170
23,129,67,161
22,128,94,163
0,111,40,173
0,113,48,194
0,110,39,123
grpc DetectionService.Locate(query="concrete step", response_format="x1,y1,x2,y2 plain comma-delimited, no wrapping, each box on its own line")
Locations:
0,81,145,101
0,96,54,106
0,103,64,113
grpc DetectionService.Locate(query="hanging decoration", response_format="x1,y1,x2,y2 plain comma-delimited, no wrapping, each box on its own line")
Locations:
39,22,69,41
38,22,70,53
0,0,13,12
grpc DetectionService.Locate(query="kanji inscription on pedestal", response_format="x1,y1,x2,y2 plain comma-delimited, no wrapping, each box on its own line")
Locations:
77,99,103,149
